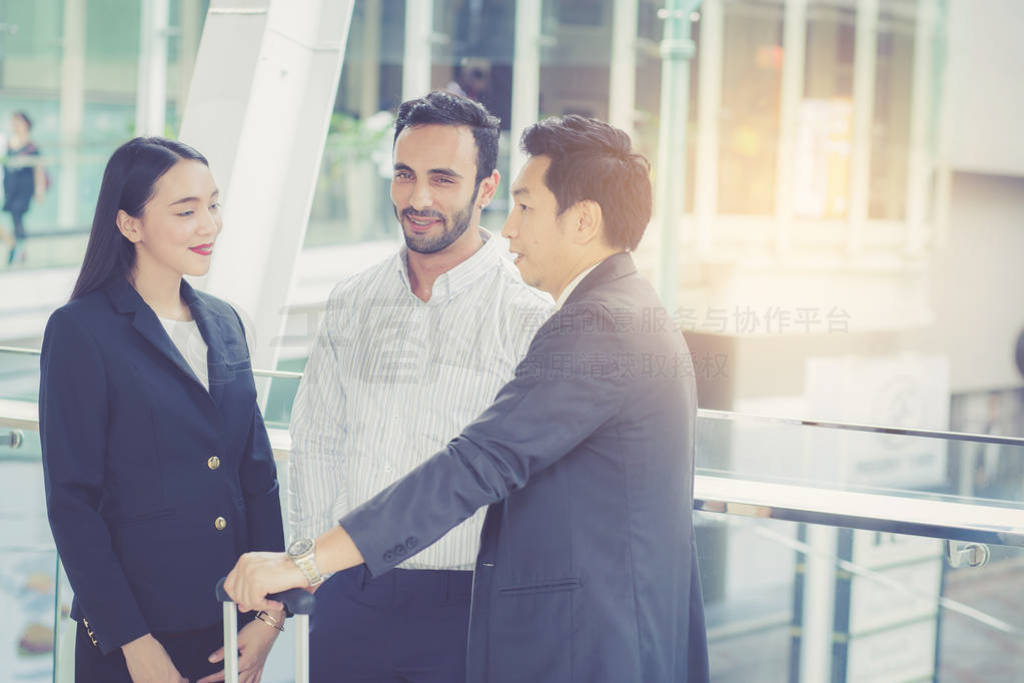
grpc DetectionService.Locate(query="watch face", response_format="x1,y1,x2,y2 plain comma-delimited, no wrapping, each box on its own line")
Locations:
288,538,313,557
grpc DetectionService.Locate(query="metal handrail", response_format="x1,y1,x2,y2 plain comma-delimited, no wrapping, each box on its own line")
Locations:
3,398,1020,547
700,408,1024,447
267,426,1024,547
3,398,1022,547
0,346,303,380
0,346,41,356
4,345,1022,446
693,472,1024,548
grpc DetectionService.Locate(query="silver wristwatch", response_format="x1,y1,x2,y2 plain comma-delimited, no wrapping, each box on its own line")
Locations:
286,537,324,587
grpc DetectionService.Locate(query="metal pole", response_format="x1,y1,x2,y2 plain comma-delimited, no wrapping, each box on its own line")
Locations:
609,0,639,140
58,0,85,228
510,0,542,180
222,602,238,680
654,0,701,313
136,0,170,136
294,613,310,682
402,0,433,100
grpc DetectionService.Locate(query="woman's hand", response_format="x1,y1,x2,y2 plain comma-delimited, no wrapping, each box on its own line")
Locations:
122,634,187,682
199,612,282,683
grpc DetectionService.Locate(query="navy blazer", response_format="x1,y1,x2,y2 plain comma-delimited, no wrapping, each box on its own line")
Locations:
39,279,284,655
343,253,709,682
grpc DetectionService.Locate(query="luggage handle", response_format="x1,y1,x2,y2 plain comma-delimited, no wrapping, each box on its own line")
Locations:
215,577,315,683
214,576,315,615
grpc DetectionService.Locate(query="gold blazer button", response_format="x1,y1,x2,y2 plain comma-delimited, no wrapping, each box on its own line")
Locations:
207,456,221,470
214,516,227,531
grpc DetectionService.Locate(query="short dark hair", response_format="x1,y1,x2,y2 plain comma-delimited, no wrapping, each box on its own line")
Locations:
393,90,500,185
521,115,652,251
72,137,208,300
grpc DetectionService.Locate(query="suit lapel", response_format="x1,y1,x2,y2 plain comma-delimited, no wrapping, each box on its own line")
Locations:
182,281,233,406
106,279,216,404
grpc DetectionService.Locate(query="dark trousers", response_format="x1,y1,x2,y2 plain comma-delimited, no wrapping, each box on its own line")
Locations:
7,210,25,240
310,566,473,683
74,619,228,682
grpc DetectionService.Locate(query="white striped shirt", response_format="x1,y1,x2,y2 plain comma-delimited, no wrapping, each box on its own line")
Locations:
288,231,553,569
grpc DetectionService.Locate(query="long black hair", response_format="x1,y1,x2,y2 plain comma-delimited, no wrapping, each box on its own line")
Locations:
70,137,209,300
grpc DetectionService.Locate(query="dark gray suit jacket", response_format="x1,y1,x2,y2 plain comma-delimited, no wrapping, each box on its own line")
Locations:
342,253,709,682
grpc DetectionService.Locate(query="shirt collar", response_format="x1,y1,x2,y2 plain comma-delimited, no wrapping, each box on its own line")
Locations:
396,229,504,301
555,260,604,310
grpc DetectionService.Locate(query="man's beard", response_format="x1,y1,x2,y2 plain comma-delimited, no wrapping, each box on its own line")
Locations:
397,185,480,254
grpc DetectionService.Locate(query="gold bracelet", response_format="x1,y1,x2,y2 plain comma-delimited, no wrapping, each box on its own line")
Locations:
255,610,284,632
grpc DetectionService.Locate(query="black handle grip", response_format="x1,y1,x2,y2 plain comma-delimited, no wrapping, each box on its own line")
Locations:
215,577,316,616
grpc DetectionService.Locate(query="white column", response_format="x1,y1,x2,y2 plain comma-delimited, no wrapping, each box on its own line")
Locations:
609,0,638,139
509,0,542,179
135,0,170,136
360,0,382,118
847,0,879,254
799,524,838,683
402,0,433,100
905,0,937,255
773,0,807,254
694,0,723,256
179,0,353,384
176,0,204,126
57,0,85,228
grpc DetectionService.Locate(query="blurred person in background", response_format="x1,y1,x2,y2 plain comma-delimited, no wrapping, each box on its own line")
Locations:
2,111,46,265
39,137,285,682
445,57,493,103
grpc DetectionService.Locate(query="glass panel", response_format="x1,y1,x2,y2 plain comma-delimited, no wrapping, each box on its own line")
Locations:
635,0,667,163
696,411,1024,506
868,0,916,220
4,374,1024,682
0,345,50,678
0,0,208,271
539,0,613,121
303,0,404,249
432,0,514,128
794,0,855,220
0,347,40,403
718,0,784,215
0,422,54,682
635,0,700,214
697,511,1024,681
432,0,515,220
262,360,305,429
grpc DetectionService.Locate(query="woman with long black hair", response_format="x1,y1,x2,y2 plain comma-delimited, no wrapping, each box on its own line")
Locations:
39,137,285,682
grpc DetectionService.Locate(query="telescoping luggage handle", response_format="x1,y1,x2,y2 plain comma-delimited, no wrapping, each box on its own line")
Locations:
215,577,316,683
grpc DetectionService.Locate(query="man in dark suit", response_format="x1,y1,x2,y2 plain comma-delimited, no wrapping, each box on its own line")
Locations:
227,115,710,682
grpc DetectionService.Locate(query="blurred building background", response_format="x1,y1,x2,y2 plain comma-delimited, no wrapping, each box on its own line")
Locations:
1,1,1022,681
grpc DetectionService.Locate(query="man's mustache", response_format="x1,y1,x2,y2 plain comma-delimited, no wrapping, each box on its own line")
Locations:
402,208,445,222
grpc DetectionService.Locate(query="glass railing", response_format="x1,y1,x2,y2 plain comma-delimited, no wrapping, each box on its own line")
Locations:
696,407,1024,504
1,346,1023,681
